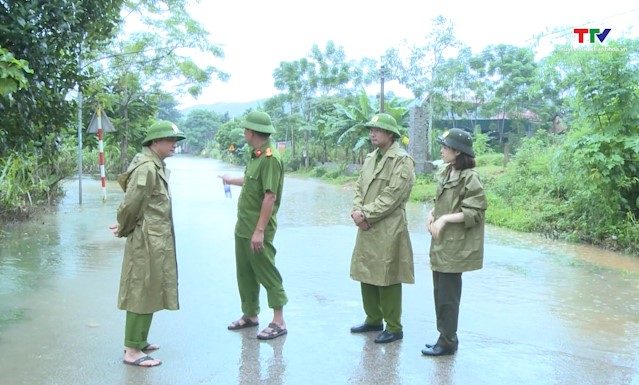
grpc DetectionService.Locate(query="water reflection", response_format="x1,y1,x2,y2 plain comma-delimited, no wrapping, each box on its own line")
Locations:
431,357,456,385
278,178,353,228
0,221,62,294
350,342,400,385
238,331,286,385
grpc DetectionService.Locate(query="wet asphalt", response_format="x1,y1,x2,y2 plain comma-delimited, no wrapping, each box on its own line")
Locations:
1,155,639,385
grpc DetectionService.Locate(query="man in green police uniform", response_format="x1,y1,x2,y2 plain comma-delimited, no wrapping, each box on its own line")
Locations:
220,111,288,340
349,113,416,344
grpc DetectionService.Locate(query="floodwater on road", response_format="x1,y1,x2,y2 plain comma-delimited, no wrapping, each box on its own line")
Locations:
1,155,639,385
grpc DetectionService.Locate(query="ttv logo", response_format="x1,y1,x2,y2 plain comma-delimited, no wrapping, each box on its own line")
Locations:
573,28,611,43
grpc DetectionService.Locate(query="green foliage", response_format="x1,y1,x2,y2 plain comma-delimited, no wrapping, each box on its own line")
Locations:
474,44,538,143
0,1,636,259
384,15,459,99
0,139,75,217
82,136,122,176
475,153,503,167
210,118,247,165
311,165,328,177
0,0,123,157
333,89,409,159
0,46,33,96
548,39,639,253
156,94,183,123
554,127,639,250
280,151,303,172
472,131,493,157
0,0,125,216
181,109,224,154
411,175,438,202
325,164,347,179
486,131,566,236
115,1,229,98
334,89,377,146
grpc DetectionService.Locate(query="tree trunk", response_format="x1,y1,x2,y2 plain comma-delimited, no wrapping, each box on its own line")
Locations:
120,105,129,173
303,130,309,168
289,102,296,158
427,98,433,161
503,142,510,166
499,113,506,144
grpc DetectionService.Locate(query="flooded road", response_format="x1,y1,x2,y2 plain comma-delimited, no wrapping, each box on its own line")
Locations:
1,155,639,385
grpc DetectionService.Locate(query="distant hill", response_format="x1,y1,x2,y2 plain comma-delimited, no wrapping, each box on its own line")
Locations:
178,100,265,118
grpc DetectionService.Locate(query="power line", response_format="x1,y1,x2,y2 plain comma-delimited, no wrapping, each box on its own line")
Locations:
526,7,639,43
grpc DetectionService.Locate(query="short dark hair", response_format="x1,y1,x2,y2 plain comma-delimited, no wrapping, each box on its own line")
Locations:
454,152,476,170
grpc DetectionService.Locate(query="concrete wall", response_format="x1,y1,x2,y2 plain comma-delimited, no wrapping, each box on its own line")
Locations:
408,105,435,175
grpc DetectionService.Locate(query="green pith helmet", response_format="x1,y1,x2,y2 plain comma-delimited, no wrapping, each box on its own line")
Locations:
142,120,186,146
242,111,275,134
436,128,475,157
363,113,401,138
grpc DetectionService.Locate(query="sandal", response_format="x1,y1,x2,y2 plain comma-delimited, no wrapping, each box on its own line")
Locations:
228,315,259,330
123,355,162,367
257,322,287,340
142,343,160,352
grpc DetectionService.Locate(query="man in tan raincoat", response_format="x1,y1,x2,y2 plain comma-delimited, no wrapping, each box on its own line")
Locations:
349,113,416,344
109,120,185,367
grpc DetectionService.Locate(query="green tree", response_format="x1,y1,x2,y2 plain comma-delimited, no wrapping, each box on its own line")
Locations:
89,0,228,172
0,46,33,97
157,93,183,123
273,41,356,166
384,15,459,160
181,109,224,154
474,44,538,143
273,59,313,157
213,118,246,164
0,0,123,215
432,47,475,125
552,38,639,251
333,89,410,163
308,41,352,96
0,0,123,157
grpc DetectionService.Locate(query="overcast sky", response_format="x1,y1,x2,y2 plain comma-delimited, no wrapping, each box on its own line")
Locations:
176,1,639,108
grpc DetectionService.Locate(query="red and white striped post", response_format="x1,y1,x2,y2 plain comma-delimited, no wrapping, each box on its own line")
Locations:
97,107,107,201
86,107,115,203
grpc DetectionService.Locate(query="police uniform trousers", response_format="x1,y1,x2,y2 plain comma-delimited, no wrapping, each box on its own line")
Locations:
124,311,154,349
235,235,288,316
432,271,462,349
361,282,403,333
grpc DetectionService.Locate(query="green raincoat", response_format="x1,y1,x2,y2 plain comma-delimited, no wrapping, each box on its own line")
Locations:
429,166,487,273
350,141,416,286
116,147,179,314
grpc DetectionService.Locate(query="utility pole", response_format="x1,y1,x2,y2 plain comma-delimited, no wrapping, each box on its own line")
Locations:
380,63,385,113
77,75,83,205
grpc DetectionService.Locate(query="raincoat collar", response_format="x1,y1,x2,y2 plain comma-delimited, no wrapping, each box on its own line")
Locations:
118,147,169,191
143,147,170,185
373,141,400,173
436,166,476,199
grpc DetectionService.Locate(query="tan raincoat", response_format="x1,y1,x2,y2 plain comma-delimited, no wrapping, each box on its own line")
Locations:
116,147,179,314
429,166,487,273
350,141,416,286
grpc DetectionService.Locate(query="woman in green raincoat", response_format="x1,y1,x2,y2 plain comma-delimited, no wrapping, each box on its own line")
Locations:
421,128,488,357
109,121,185,367
349,113,416,344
